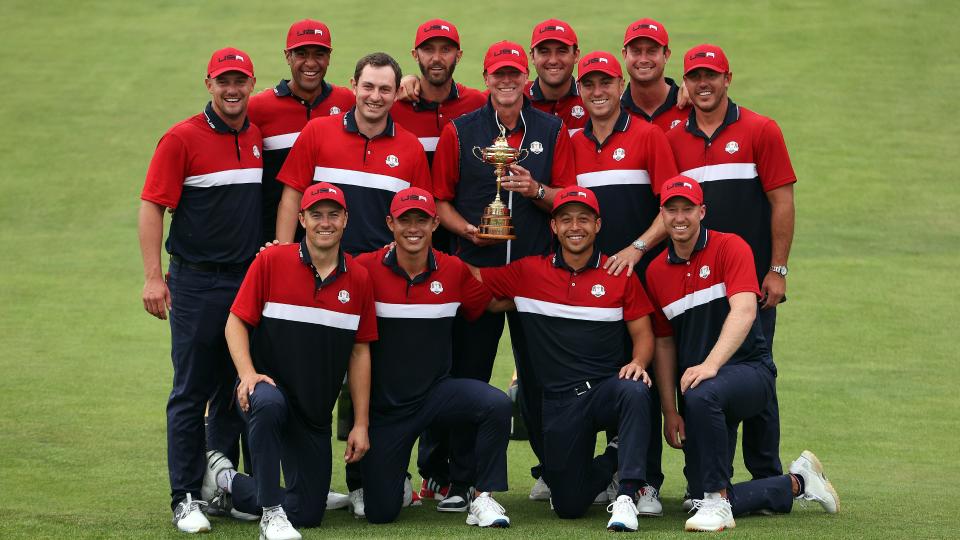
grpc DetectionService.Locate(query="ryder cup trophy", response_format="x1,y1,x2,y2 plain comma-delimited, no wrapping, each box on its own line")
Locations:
471,125,529,240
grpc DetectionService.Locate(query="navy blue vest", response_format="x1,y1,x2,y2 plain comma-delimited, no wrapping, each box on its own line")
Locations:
449,98,564,267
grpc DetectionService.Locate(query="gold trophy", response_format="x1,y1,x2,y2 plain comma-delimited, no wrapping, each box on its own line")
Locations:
471,124,529,240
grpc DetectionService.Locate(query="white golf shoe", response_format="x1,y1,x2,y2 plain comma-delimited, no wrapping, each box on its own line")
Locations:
466,492,510,528
606,494,639,532
259,506,301,540
349,488,365,518
172,494,211,533
529,476,551,501
201,450,234,504
326,490,350,510
789,450,840,514
636,485,663,517
684,497,735,532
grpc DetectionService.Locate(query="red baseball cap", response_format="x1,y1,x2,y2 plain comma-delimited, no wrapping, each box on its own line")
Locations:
684,44,729,74
300,182,347,211
553,186,601,216
207,47,254,78
390,187,437,218
415,19,460,48
577,51,622,81
483,40,529,74
660,175,704,205
286,19,332,51
531,18,577,48
623,18,669,47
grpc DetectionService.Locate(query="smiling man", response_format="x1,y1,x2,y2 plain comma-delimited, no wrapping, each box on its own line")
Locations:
619,19,687,132
274,52,430,253
138,47,262,534
526,19,586,133
248,20,356,245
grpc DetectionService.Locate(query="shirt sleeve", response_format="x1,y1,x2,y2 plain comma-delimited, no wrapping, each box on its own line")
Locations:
720,235,761,297
478,260,522,299
646,127,680,195
622,274,655,321
276,120,318,193
431,123,460,201
548,126,577,188
230,253,268,326
756,119,797,192
354,268,379,343
643,269,674,337
141,132,188,209
457,258,494,321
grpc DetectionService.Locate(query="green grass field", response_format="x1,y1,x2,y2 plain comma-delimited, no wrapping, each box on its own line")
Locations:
1,0,958,538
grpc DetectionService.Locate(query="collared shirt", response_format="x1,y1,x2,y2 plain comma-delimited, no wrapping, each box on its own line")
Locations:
231,241,377,430
480,247,654,393
526,77,587,134
666,99,797,282
620,78,688,133
354,246,492,420
277,107,432,254
248,80,355,242
572,109,678,264
644,228,773,375
390,81,486,165
141,102,263,264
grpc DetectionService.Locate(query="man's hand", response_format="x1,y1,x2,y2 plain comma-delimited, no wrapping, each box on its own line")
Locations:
397,75,421,102
257,239,283,255
236,373,277,413
663,411,685,449
760,272,786,310
344,425,370,463
680,363,718,393
619,362,652,387
676,83,691,109
604,246,643,277
142,276,172,320
502,164,540,198
461,223,505,247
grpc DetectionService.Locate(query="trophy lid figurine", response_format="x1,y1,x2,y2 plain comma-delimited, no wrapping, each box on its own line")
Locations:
471,124,529,240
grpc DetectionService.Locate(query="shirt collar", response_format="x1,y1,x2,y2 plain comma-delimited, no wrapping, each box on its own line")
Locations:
343,107,396,138
666,227,710,264
412,81,462,111
551,244,602,272
299,238,348,288
582,109,631,149
482,96,531,135
203,102,249,133
529,76,579,102
619,77,680,122
684,98,740,142
273,79,333,109
382,246,439,284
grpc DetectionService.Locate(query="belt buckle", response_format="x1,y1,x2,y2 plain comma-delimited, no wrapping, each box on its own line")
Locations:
575,381,592,396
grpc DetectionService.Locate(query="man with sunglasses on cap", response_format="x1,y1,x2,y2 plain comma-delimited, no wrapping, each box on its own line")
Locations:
204,183,377,540
666,44,798,505
139,47,261,533
248,19,355,245
352,187,512,528
645,176,837,532
470,186,656,532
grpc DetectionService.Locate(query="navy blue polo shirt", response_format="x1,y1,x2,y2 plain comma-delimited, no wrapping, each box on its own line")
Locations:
354,246,491,421
644,228,773,375
481,246,654,393
391,82,487,166
142,102,263,264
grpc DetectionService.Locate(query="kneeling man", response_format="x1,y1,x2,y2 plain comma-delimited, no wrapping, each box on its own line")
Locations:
473,186,656,532
645,176,839,532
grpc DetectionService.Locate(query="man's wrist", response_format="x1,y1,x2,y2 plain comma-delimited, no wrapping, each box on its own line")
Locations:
769,265,788,277
533,182,545,200
632,238,648,253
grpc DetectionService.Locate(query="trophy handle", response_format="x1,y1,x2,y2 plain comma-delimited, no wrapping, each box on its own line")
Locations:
516,148,530,163
472,146,484,161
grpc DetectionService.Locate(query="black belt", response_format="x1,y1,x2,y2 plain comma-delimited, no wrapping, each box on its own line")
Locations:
170,254,249,273
544,379,604,399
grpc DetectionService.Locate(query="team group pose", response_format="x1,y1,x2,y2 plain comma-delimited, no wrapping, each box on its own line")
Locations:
139,15,840,538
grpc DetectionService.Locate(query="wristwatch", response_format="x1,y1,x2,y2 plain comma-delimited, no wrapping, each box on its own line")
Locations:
631,239,647,253
769,265,788,277
534,183,546,200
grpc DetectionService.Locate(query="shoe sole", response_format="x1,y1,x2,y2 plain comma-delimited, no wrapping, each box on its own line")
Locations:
638,510,664,517
799,450,841,514
177,524,211,534
437,506,469,513
607,522,637,532
467,516,510,527
684,520,736,532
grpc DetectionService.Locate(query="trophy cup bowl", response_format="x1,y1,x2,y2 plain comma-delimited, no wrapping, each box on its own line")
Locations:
471,127,529,240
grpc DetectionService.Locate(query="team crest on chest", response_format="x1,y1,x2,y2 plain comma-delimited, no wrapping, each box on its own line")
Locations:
338,290,351,303
670,119,681,130
529,141,544,154
725,141,739,154
385,154,400,167
699,265,711,279
591,284,606,298
430,280,444,295
612,147,626,161
329,106,341,115
571,105,585,119
252,145,261,159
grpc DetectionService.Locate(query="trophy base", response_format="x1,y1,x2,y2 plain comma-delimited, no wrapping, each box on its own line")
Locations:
477,232,517,240
479,206,515,240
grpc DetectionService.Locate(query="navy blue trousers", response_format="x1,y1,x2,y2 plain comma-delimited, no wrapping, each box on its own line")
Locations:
682,362,793,515
364,378,511,524
232,383,332,527
739,307,783,479
542,377,651,519
166,262,245,510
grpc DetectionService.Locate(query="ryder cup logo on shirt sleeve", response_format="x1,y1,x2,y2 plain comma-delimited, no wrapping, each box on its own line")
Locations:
253,145,261,159
529,141,544,154
670,119,682,130
338,290,351,303
329,106,341,115
385,155,400,167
